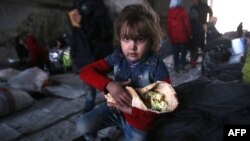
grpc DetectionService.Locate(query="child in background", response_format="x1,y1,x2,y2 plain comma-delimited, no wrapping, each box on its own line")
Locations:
166,0,192,72
15,33,48,70
77,4,171,141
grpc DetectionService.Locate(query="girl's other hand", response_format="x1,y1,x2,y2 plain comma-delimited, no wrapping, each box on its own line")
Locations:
106,80,132,107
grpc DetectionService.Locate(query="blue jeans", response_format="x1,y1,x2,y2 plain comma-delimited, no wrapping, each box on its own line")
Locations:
76,104,146,141
82,84,96,113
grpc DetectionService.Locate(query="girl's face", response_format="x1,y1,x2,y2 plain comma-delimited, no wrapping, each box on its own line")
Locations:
120,34,150,62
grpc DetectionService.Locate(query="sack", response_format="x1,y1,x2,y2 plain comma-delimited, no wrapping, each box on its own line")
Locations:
0,87,34,118
105,81,179,113
0,68,20,81
7,67,48,92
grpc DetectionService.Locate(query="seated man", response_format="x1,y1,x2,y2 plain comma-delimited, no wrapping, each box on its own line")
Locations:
206,16,222,43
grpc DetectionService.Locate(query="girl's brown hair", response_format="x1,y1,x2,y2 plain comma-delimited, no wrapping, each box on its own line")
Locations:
115,4,163,53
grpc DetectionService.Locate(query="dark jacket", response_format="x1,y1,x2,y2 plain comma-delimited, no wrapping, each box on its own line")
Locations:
189,7,205,47
192,2,213,24
206,23,222,43
71,0,114,70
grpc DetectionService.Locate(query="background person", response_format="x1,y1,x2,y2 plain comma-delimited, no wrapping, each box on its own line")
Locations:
206,16,222,44
166,0,192,72
188,0,213,67
68,0,114,113
14,32,48,70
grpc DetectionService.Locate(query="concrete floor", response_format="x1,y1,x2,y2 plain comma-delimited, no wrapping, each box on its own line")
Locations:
0,54,202,141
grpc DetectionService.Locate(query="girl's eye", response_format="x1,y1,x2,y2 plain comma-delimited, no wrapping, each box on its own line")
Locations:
120,35,146,43
121,36,131,42
135,36,146,43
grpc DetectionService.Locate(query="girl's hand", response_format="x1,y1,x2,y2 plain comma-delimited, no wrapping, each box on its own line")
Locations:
106,80,132,107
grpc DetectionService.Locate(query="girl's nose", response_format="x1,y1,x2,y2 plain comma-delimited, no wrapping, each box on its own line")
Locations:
130,40,137,50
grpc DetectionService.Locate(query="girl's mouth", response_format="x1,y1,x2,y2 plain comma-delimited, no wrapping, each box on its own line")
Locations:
129,53,137,57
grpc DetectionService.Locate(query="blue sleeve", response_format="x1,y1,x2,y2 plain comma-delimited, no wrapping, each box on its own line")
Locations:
153,59,170,82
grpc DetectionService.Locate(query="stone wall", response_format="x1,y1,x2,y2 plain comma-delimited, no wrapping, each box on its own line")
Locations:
0,0,145,45
0,0,72,46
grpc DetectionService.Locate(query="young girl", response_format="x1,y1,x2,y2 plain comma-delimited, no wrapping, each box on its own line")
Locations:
77,4,171,141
